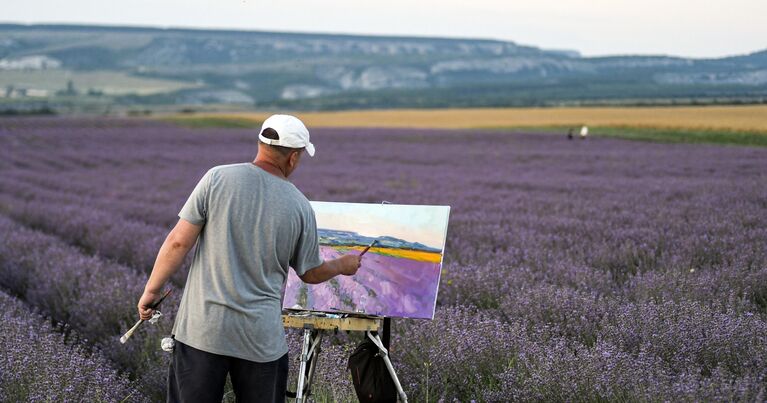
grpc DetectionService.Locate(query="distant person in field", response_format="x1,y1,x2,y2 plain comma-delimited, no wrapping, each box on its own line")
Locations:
136,114,362,403
580,125,589,139
567,128,574,140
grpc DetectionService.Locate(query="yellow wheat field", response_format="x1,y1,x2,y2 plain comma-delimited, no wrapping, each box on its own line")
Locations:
181,105,767,133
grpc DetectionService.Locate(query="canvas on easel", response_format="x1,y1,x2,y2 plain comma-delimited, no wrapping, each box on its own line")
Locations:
283,201,450,319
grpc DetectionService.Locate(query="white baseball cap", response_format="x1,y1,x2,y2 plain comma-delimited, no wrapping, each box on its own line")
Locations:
259,114,315,157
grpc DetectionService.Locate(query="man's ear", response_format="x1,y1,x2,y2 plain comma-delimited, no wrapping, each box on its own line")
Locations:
289,150,300,167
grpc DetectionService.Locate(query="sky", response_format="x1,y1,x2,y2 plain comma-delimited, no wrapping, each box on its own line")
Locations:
2,1,766,58
310,201,450,250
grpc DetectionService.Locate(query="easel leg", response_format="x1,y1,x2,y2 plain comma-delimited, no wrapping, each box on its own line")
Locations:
295,328,323,403
367,331,408,403
305,330,322,396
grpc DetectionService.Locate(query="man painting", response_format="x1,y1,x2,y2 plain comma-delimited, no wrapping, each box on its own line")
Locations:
137,114,362,402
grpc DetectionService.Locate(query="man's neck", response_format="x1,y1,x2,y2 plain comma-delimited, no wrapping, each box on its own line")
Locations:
252,159,288,179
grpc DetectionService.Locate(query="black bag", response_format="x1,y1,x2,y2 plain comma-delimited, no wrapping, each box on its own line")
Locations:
348,339,398,403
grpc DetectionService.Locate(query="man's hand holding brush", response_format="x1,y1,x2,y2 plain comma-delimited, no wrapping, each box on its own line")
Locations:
297,240,376,284
121,289,172,344
138,289,167,321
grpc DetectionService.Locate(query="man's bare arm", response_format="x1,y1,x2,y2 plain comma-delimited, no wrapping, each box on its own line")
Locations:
299,255,361,284
137,218,202,320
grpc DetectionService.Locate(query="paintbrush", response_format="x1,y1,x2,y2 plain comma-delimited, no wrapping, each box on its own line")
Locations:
359,239,378,256
120,289,172,344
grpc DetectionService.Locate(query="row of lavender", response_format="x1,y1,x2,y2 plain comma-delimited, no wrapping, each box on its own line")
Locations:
0,289,141,401
1,117,766,400
0,215,176,400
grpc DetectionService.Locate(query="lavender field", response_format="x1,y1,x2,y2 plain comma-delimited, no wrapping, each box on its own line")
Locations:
1,117,766,401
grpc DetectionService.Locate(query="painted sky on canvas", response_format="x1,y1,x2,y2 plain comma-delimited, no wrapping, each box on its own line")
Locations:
311,201,449,250
3,1,766,58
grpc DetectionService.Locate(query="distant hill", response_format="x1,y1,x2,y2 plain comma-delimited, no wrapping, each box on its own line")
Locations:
318,229,441,253
0,23,765,112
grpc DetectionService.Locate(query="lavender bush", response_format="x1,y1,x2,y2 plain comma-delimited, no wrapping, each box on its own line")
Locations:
0,196,166,274
0,290,144,402
1,117,766,401
0,215,179,400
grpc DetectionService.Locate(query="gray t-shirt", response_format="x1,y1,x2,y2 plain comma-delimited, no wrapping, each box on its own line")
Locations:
172,163,323,362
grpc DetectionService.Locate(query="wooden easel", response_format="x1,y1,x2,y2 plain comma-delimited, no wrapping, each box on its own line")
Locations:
282,312,408,402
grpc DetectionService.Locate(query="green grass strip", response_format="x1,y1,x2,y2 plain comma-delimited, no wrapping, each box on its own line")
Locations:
161,116,262,129
487,125,767,147
161,115,767,147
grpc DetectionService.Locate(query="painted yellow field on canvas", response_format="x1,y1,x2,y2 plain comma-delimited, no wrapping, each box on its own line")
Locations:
175,105,767,133
344,246,442,263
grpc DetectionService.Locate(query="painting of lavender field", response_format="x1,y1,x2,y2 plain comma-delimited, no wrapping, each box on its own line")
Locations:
283,201,450,319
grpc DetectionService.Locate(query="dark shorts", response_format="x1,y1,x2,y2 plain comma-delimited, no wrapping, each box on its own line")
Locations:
167,340,289,403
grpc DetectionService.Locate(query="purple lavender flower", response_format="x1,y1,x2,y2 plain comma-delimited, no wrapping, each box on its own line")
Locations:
0,290,146,402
